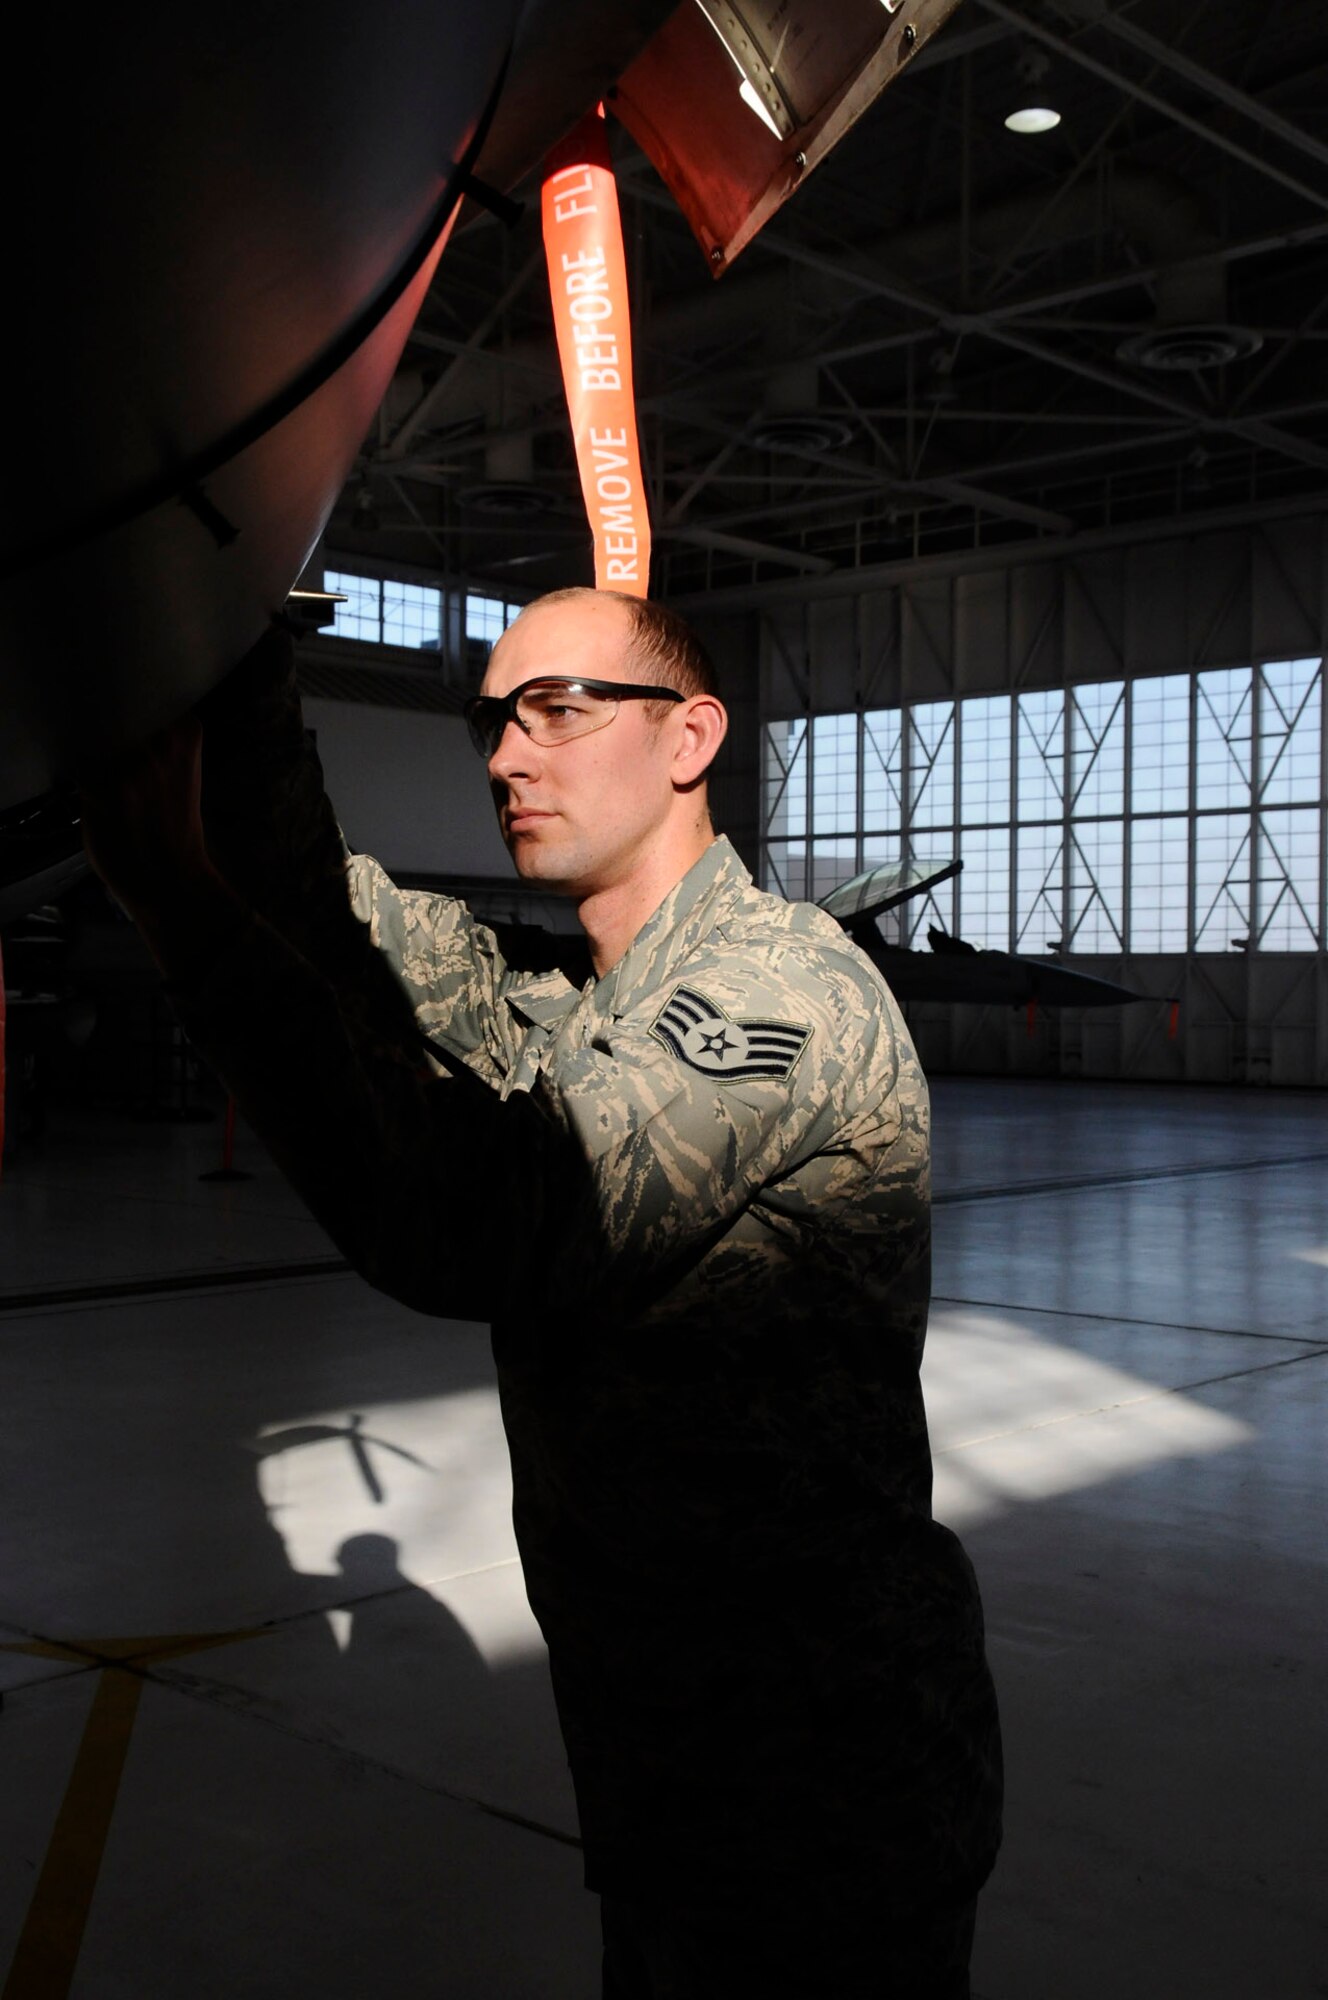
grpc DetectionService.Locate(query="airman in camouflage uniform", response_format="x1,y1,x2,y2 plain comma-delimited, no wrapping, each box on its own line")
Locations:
93,591,1001,1996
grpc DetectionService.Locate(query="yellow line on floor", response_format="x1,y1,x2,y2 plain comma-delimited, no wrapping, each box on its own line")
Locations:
2,1629,268,1998
3,1667,143,2000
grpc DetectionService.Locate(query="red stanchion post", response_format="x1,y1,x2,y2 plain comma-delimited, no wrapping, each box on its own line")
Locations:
199,1090,253,1183
0,935,7,1180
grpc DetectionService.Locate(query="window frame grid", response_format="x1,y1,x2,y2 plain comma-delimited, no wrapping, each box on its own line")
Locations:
320,569,525,665
760,660,1325,955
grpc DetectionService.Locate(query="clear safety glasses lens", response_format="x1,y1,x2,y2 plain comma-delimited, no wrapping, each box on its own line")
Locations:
465,682,618,758
463,678,685,758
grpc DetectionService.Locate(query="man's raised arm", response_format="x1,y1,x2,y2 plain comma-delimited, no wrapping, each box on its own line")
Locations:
78,697,526,1320
194,619,359,975
79,711,251,990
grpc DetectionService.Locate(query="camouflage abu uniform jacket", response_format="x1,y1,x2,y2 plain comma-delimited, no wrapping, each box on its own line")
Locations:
176,627,1002,1917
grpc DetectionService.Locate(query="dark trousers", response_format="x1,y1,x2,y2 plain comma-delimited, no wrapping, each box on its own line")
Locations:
601,1891,977,1999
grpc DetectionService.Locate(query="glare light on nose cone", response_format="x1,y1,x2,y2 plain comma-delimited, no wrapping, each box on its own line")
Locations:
739,76,783,138
1005,105,1061,133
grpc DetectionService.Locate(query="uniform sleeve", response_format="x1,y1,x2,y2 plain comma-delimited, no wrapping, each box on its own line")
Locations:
195,619,513,1081
196,620,353,964
529,956,898,1314
173,918,894,1325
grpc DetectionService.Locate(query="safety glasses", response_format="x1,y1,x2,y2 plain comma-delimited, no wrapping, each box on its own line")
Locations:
464,676,683,759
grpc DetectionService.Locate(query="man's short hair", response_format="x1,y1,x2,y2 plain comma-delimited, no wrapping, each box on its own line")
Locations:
528,587,720,701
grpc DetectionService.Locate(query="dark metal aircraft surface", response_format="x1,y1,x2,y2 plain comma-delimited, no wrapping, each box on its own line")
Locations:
0,0,962,908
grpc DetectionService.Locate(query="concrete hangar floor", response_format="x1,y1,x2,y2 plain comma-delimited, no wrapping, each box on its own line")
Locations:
0,1078,1324,1998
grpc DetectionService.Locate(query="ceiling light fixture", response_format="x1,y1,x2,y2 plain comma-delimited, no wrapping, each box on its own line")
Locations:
1118,324,1263,372
459,481,553,517
1005,47,1061,134
1005,105,1061,134
749,411,855,454
351,481,380,532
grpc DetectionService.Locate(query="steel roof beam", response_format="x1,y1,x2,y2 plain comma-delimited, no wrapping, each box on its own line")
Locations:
806,214,1328,374
975,0,1328,215
1228,291,1328,418
695,199,1328,479
1055,0,1328,178
663,432,750,526
823,406,1170,427
705,221,1328,479
651,396,1080,533
383,244,547,460
822,360,1076,531
661,526,836,573
986,322,1328,474
683,423,1193,537
670,493,1328,614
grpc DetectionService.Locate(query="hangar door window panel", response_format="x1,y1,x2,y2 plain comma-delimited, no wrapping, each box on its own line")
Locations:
1258,658,1321,808
907,702,956,831
857,840,907,945
901,830,959,945
856,837,957,949
1015,690,1065,824
1068,823,1124,954
812,712,861,836
326,570,382,644
763,840,807,902
1130,675,1191,815
1129,818,1190,955
761,657,1319,951
1256,810,1321,951
958,696,1011,828
810,840,861,909
956,827,1011,952
1194,814,1252,951
383,582,442,651
1195,668,1253,812
1015,824,1065,954
1070,683,1125,819
325,572,489,657
465,592,521,668
862,710,904,831
763,718,809,843
762,718,810,900
470,593,522,641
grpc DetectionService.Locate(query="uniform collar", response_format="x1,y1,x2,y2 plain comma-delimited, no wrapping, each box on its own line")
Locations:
601,835,751,1020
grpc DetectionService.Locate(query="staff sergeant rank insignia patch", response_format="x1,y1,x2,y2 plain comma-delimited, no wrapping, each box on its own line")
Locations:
650,986,813,1083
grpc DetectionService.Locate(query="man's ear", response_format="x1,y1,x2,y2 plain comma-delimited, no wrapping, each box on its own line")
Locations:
672,696,728,788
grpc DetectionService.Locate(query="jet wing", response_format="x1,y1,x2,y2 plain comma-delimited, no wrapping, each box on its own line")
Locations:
868,945,1155,1010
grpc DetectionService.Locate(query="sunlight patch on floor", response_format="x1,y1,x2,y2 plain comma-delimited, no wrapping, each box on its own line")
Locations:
925,1309,1253,1530
252,1388,543,1666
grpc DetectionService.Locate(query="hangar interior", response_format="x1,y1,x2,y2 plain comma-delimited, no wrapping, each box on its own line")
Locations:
1,1,1326,1995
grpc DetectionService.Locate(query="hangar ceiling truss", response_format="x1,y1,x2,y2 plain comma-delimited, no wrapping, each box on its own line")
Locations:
324,0,1328,610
